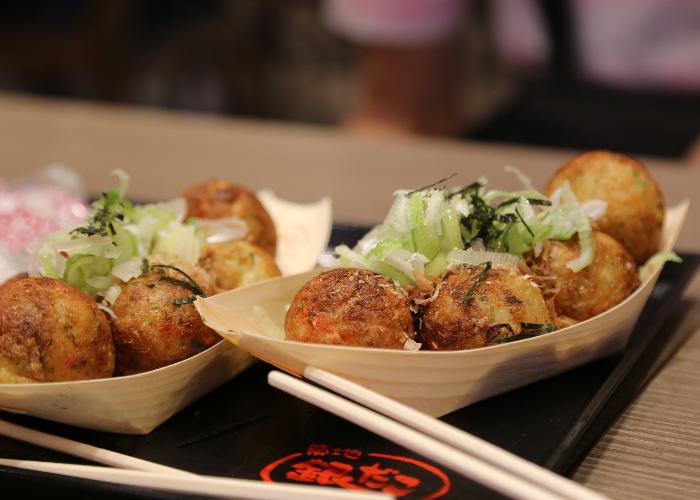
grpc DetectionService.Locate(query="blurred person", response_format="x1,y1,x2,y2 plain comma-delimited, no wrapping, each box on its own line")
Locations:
324,0,700,163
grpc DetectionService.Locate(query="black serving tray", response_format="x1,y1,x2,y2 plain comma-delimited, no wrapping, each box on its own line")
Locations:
1,225,697,499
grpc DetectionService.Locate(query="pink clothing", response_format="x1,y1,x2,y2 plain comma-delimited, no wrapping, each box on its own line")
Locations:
324,0,466,46
324,0,700,91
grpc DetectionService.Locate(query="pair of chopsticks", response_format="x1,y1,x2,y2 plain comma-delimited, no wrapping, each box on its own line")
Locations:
269,367,609,500
0,419,389,500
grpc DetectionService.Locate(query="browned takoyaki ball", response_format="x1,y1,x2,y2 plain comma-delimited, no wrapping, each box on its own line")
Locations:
529,231,639,322
545,150,664,264
0,277,115,383
199,240,281,292
420,265,551,350
110,265,219,375
285,268,415,349
183,179,277,255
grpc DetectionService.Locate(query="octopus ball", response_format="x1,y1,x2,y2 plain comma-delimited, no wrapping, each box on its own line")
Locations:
110,266,219,375
420,265,551,351
199,240,281,292
545,150,665,264
529,230,640,322
0,277,115,382
285,268,415,349
183,179,277,256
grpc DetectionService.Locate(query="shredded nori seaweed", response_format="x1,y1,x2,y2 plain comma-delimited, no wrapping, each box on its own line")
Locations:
497,197,552,208
492,322,557,344
515,208,535,237
160,276,204,297
152,264,202,293
462,261,492,304
173,295,198,306
150,263,207,305
486,323,515,342
71,189,133,237
521,322,557,334
408,173,458,195
462,191,517,252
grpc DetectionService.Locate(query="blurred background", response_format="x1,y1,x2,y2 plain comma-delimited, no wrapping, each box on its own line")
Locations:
0,0,698,160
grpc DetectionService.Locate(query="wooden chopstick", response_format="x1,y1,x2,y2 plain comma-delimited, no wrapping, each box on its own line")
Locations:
0,459,391,500
0,419,192,476
268,370,608,500
303,367,606,500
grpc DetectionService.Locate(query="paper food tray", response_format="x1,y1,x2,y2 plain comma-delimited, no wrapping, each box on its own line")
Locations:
0,192,332,434
197,202,688,418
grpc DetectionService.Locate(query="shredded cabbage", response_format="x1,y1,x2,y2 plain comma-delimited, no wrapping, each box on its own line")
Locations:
334,168,606,286
29,170,206,299
193,217,248,244
640,251,682,282
552,182,595,271
252,305,285,340
447,249,520,267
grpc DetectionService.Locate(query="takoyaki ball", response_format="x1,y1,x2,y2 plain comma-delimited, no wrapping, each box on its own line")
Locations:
420,265,551,350
0,277,114,382
545,150,664,264
199,240,281,292
285,268,415,349
110,265,219,375
183,179,277,255
528,231,639,322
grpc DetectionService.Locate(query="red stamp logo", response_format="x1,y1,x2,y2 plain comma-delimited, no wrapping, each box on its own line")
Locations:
261,443,451,498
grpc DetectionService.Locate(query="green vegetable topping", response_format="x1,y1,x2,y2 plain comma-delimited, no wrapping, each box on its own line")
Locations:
463,261,492,304
331,171,604,286
30,170,205,304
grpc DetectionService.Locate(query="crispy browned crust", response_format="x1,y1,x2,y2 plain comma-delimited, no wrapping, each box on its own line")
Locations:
1,272,28,286
0,277,115,382
110,267,219,375
199,240,280,292
529,231,640,321
420,266,551,351
183,179,277,255
545,150,664,264
285,268,415,349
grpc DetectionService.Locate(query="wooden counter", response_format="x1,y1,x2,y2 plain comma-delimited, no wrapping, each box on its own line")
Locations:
1,92,698,499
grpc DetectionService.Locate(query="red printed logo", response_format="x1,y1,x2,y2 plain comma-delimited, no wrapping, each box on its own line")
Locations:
261,443,451,498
